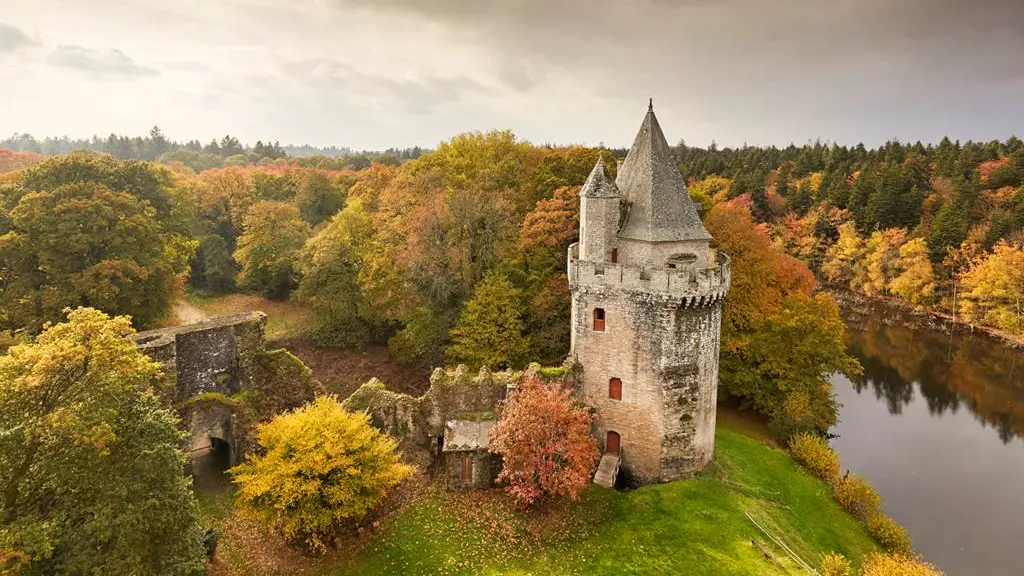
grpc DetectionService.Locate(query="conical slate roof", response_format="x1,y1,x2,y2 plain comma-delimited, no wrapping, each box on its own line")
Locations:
580,156,620,198
615,102,711,242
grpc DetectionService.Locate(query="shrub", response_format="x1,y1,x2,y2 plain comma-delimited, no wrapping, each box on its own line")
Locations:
820,552,852,576
868,514,913,555
788,432,841,483
833,474,881,521
861,553,945,576
231,396,413,553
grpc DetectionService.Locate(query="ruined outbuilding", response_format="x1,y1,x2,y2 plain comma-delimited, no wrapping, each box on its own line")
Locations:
344,364,541,486
132,312,322,471
442,418,501,490
569,102,731,484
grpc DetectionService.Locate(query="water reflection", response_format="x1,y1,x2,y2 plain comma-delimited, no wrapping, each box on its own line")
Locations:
843,304,1024,443
834,299,1024,576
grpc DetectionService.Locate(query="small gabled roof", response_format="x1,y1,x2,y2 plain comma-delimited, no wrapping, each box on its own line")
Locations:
615,102,711,242
580,156,620,198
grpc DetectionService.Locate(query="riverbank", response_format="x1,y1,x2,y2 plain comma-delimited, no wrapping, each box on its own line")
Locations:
827,287,1024,350
201,422,879,575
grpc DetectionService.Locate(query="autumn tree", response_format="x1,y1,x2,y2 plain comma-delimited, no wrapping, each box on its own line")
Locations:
489,374,600,506
890,237,936,306
720,294,859,436
231,396,412,553
446,274,530,370
292,168,346,226
821,222,865,286
519,185,580,259
233,200,310,300
706,203,858,435
0,182,186,332
858,228,908,295
959,241,1024,333
295,201,376,347
0,308,205,575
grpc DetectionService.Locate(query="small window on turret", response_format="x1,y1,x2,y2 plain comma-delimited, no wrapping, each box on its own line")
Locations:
593,308,606,331
611,248,618,263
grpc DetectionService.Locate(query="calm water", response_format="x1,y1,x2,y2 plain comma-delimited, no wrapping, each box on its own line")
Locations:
832,301,1024,576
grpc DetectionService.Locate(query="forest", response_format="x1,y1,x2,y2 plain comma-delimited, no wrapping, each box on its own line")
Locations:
4,127,1024,433
2,126,997,575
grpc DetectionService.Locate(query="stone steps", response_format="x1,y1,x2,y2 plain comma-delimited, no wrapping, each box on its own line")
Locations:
593,453,620,488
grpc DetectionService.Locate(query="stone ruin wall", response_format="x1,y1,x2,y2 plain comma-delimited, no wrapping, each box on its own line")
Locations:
343,364,576,469
131,312,321,468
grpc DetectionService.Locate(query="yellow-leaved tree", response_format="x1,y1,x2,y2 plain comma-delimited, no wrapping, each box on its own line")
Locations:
822,221,864,286
889,237,936,306
959,241,1024,333
231,396,413,553
859,228,907,295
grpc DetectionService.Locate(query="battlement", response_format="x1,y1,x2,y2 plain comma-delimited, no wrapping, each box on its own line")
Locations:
567,243,731,306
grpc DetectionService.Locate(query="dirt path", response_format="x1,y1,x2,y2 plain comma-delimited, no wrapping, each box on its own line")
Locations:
173,299,209,324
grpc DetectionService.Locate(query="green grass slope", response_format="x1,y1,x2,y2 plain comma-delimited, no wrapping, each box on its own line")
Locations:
330,426,878,575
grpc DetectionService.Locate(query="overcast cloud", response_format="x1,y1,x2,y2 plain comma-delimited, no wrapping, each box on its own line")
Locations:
1,0,1022,149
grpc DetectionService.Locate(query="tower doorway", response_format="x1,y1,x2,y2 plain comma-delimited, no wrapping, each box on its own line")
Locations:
606,430,621,454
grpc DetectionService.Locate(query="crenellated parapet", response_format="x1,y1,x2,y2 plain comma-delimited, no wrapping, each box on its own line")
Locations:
568,242,731,307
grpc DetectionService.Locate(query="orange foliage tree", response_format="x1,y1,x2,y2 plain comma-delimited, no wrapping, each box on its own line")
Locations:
489,375,599,506
705,202,858,435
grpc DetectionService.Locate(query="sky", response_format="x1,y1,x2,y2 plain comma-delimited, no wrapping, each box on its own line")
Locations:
1,0,1023,150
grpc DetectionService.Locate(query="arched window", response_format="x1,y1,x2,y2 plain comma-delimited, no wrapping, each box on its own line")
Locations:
593,308,606,331
608,377,622,400
606,431,620,454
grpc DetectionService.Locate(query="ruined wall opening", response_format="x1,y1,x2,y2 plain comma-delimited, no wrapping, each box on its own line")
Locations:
666,253,697,269
192,437,232,495
593,308,606,331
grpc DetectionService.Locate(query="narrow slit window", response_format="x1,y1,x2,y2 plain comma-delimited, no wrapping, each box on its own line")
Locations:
593,308,606,331
611,248,618,263
609,377,622,400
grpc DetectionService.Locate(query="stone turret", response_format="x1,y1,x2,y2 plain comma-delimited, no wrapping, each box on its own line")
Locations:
568,102,731,484
578,156,621,262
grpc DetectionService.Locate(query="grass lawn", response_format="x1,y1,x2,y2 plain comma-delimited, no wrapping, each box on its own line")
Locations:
184,292,315,341
202,424,878,575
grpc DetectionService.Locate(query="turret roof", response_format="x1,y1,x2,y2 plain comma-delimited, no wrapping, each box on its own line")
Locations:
580,156,620,198
615,102,711,242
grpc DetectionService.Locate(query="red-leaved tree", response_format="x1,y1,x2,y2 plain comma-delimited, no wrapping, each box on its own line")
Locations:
489,375,600,506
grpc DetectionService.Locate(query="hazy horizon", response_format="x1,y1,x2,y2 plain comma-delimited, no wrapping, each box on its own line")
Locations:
3,0,1023,150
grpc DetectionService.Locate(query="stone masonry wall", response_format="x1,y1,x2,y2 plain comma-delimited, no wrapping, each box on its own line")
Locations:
132,312,268,404
344,365,524,468
132,313,266,464
571,271,725,483
660,303,722,480
444,451,502,490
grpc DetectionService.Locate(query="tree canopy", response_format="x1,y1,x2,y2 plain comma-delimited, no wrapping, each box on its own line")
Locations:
0,308,205,575
231,396,413,553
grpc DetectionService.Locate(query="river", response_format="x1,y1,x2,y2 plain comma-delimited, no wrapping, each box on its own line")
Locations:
831,294,1024,576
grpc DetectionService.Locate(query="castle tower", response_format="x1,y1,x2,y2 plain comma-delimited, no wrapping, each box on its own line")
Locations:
568,103,731,484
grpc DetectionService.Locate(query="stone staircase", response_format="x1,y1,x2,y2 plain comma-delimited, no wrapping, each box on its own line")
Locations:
593,453,620,488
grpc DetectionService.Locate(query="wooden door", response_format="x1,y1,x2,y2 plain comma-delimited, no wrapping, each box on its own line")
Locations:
460,454,473,482
606,431,620,455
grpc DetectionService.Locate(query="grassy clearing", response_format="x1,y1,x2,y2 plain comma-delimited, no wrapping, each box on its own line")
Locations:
202,424,878,575
184,292,314,341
